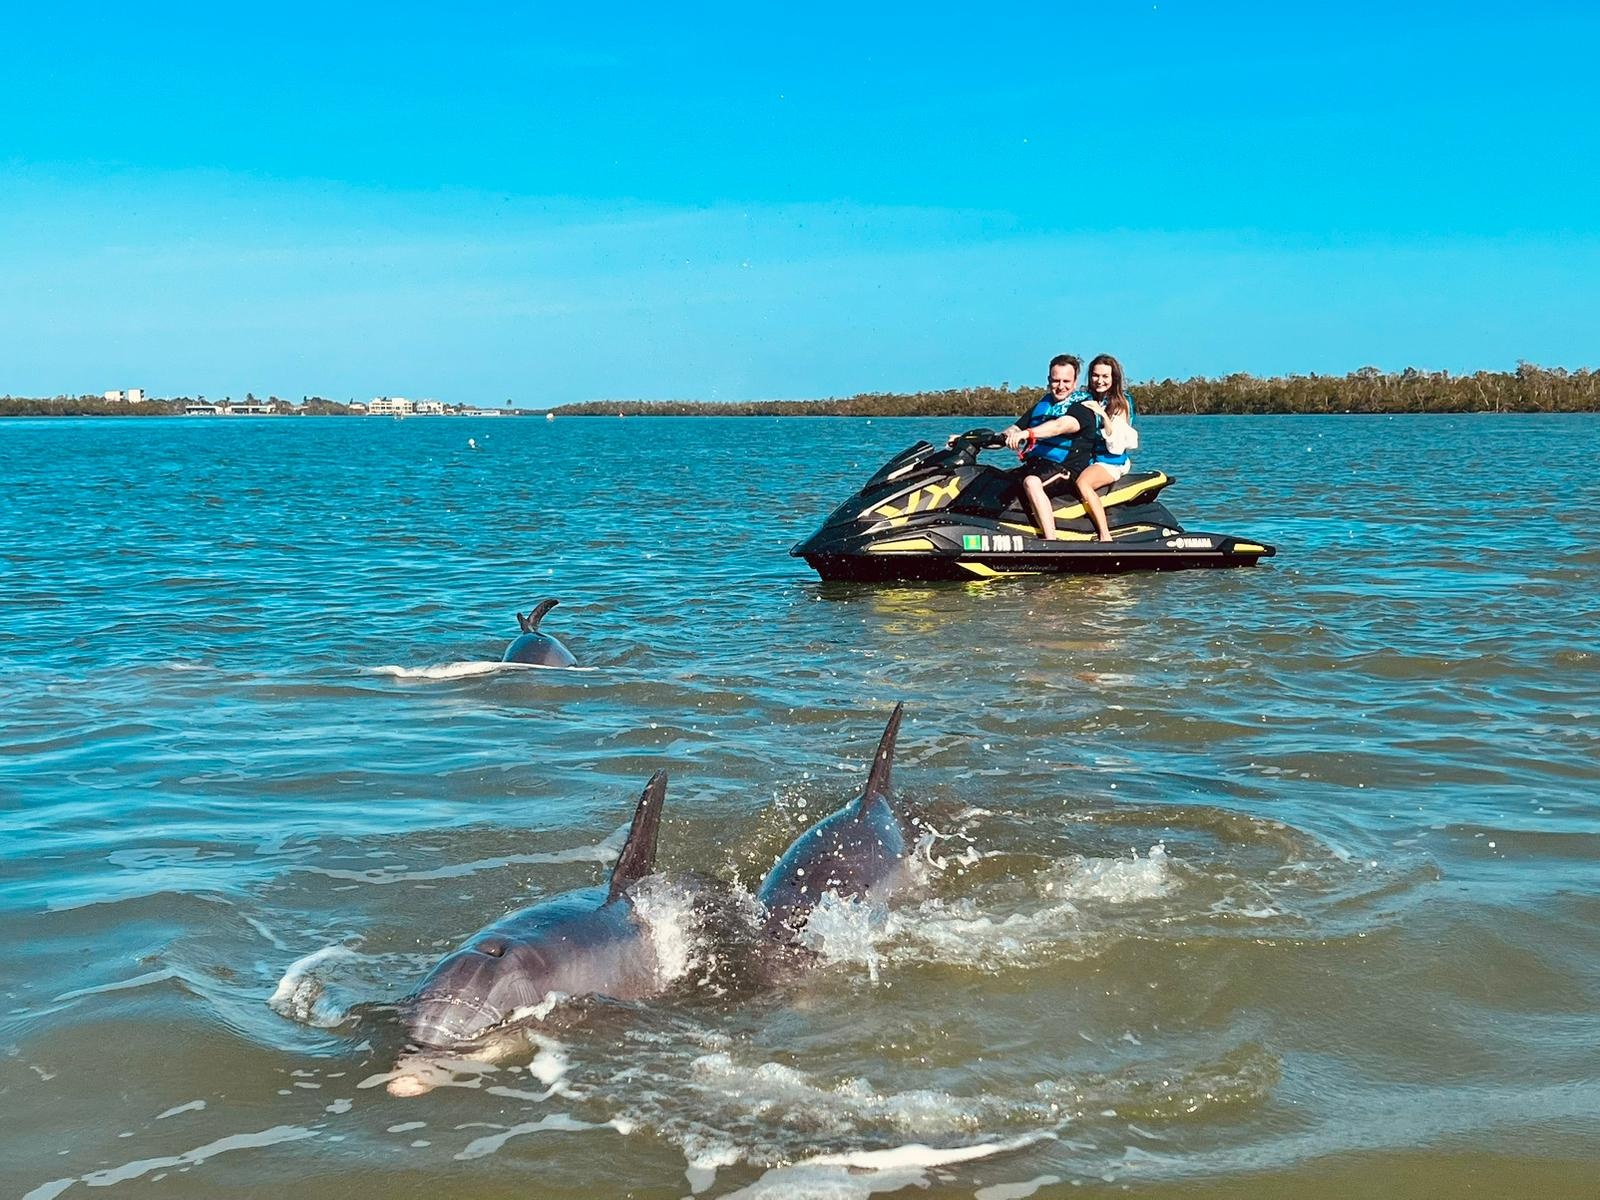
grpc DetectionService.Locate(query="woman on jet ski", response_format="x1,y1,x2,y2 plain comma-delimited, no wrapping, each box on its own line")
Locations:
999,353,1099,541
1075,354,1138,543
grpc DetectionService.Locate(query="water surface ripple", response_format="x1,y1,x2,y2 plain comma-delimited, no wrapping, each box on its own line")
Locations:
2,414,1597,1198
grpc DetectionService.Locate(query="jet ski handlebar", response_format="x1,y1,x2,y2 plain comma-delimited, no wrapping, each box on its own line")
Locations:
941,428,1009,466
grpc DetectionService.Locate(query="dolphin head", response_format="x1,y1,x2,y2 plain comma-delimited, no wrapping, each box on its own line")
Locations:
401,934,562,1048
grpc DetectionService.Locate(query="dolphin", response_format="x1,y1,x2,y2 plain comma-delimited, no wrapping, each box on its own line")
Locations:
756,703,915,943
502,598,577,668
388,771,669,1097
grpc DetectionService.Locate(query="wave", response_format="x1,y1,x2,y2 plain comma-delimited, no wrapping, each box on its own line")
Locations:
370,661,597,680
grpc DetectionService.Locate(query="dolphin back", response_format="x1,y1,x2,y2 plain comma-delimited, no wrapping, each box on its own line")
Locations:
503,599,577,667
756,704,912,941
608,770,666,902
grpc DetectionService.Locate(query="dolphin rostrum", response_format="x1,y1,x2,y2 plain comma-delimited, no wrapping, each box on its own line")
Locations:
502,598,577,668
756,703,914,943
388,771,668,1096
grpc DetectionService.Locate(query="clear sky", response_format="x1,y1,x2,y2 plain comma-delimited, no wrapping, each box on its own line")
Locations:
3,1,1596,404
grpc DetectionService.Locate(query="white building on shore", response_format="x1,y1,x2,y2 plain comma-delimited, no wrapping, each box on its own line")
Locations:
104,388,146,403
368,396,412,416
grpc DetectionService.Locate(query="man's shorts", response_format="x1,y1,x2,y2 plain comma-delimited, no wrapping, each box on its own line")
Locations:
1009,456,1080,495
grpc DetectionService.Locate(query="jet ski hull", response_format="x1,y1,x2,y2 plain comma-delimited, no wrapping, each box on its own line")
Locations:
795,532,1274,582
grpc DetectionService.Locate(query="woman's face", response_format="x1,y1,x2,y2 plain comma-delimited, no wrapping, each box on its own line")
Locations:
1089,363,1113,395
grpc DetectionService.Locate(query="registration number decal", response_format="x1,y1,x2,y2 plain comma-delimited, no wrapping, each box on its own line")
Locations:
963,534,1025,552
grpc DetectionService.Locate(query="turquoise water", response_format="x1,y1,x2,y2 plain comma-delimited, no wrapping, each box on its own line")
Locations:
2,413,1597,1199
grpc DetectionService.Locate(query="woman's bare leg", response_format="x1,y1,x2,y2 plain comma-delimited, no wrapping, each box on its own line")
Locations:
1022,475,1057,540
1076,463,1116,542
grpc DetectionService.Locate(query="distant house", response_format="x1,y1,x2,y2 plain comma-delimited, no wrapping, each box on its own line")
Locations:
103,388,147,403
368,396,414,416
414,399,445,415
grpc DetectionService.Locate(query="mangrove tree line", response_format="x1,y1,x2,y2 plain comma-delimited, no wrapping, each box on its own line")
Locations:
547,363,1600,417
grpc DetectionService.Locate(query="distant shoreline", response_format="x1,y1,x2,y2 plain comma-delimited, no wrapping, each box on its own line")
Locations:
5,365,1597,417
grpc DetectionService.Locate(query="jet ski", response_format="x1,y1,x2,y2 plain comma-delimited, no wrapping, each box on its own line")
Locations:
791,428,1276,582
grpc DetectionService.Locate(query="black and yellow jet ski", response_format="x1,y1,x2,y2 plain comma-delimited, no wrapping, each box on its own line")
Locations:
791,428,1276,582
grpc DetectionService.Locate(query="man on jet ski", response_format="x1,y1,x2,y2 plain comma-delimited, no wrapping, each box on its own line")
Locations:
996,353,1099,541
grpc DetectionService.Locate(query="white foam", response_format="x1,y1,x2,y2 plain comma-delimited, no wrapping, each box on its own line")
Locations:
721,1134,1052,1200
683,1052,1024,1139
371,661,510,680
453,1112,617,1160
267,945,363,1028
886,897,1085,969
1045,845,1176,904
799,893,888,981
40,1124,318,1191
502,990,570,1027
818,841,1172,974
807,1134,1049,1169
630,876,708,987
371,661,597,680
154,1099,206,1120
975,1174,1066,1200
527,1035,570,1086
684,1139,742,1193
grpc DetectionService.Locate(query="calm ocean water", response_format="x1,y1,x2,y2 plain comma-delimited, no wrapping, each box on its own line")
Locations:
2,412,1597,1199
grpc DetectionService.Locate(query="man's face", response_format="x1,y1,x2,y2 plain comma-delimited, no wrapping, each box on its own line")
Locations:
1048,365,1076,397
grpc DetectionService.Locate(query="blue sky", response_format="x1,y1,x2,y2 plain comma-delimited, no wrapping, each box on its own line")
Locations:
3,1,1596,404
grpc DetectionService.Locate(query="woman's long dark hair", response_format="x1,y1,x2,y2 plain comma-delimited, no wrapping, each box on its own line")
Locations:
1086,354,1129,420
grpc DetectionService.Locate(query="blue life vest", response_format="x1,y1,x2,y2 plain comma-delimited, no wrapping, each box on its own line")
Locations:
1018,390,1092,464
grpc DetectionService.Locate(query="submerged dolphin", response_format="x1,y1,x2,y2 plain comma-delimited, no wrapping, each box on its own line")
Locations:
389,771,669,1096
757,703,915,943
502,598,577,668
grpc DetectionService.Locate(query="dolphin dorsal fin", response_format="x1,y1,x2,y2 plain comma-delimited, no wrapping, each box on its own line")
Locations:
518,598,561,634
607,770,666,902
858,702,904,810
